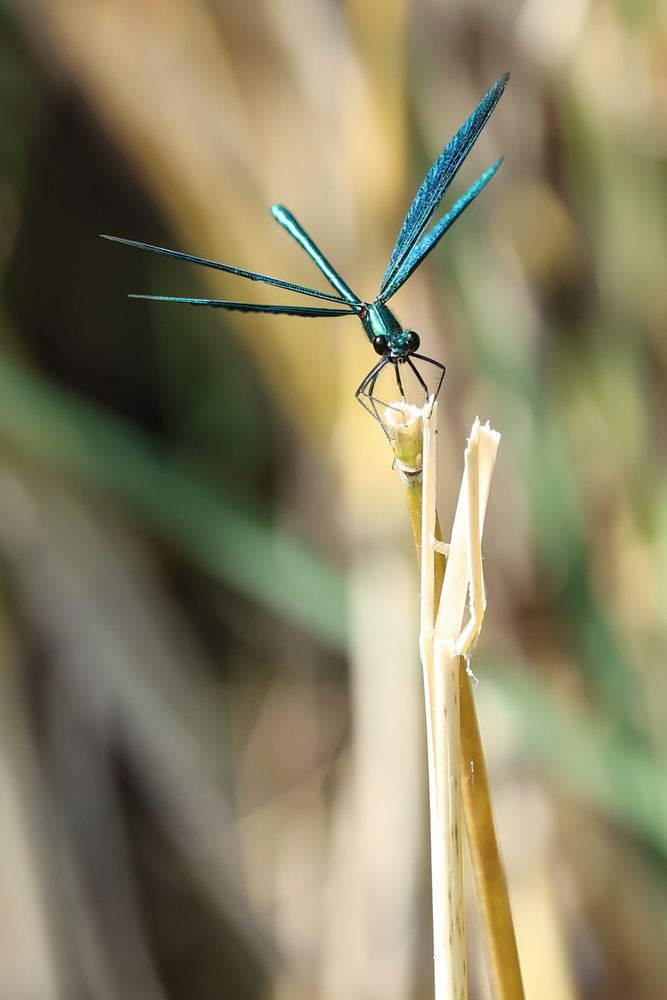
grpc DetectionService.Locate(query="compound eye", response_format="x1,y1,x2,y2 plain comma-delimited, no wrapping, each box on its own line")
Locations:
373,335,390,356
406,331,420,353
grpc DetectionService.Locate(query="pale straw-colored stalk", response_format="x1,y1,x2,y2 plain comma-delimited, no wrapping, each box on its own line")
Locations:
388,402,446,993
386,402,524,1000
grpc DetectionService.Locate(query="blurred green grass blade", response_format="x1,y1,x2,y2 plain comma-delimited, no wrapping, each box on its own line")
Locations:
527,411,641,726
447,240,641,733
483,665,667,858
0,353,346,649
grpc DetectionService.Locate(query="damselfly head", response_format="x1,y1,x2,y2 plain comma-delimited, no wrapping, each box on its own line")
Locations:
362,303,420,359
384,327,421,359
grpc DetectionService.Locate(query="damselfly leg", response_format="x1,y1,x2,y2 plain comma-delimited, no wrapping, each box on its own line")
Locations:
395,362,406,401
356,354,446,433
355,357,389,424
406,357,429,396
410,353,446,403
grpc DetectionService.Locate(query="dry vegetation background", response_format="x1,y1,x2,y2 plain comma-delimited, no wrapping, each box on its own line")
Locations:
1,1,667,998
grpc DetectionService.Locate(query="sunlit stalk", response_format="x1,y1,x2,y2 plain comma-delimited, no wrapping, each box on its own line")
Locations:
387,402,524,1000
387,400,465,999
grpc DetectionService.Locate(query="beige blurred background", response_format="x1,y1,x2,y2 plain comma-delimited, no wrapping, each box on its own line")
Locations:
1,1,667,997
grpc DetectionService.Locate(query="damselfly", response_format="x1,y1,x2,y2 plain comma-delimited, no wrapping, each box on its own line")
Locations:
103,73,508,425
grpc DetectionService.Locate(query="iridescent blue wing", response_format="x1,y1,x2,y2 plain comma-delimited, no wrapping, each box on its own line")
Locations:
128,294,356,317
101,235,351,305
379,158,503,303
377,72,509,300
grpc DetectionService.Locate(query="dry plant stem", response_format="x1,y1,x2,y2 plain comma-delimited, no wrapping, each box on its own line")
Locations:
429,512,464,1000
419,403,462,1000
435,423,524,1000
430,420,501,1000
388,401,466,1000
386,402,437,772
386,404,443,993
389,404,426,558
389,405,524,1000
459,676,525,1000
